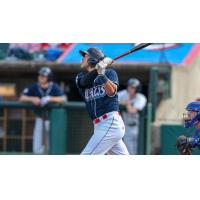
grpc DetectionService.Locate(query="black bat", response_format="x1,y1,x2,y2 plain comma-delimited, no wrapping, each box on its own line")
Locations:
113,43,153,61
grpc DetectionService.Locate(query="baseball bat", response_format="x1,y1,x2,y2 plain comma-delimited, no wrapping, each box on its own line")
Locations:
113,43,153,61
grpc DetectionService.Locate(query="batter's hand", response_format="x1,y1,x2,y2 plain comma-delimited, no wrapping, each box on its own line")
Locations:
102,57,113,66
95,57,113,75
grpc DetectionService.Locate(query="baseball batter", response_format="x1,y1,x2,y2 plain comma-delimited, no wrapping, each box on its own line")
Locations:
20,67,66,154
75,47,129,155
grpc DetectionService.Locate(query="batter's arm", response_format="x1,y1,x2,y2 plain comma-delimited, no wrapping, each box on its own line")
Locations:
98,74,117,96
79,69,98,88
103,79,117,96
95,59,119,96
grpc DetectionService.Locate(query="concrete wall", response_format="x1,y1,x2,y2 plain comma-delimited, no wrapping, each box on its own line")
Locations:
154,55,200,125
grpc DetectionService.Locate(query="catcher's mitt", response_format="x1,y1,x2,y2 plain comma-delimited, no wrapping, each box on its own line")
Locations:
176,135,192,155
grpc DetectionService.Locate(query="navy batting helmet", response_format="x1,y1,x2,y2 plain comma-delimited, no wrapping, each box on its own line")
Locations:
79,47,105,67
38,67,53,81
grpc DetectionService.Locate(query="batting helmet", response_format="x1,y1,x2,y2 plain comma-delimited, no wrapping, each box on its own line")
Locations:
79,47,105,67
184,101,200,128
127,78,140,88
38,67,53,81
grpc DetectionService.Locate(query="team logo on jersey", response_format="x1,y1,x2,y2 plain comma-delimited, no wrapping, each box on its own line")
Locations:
85,85,106,101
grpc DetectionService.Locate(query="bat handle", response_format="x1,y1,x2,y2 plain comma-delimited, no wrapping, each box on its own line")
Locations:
107,59,114,67
113,54,125,61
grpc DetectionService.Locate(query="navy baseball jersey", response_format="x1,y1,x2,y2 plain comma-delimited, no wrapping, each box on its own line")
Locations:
22,82,64,97
75,69,119,120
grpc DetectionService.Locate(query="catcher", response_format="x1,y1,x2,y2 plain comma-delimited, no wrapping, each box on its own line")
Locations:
177,101,200,155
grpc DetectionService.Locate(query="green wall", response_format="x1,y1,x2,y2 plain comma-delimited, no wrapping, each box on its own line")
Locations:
160,125,199,155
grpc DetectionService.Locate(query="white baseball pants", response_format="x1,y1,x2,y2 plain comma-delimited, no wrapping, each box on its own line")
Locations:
81,112,129,155
33,117,49,154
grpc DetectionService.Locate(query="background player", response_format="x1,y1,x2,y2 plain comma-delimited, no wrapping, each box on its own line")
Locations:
75,47,129,155
118,78,147,154
19,67,66,154
176,101,200,155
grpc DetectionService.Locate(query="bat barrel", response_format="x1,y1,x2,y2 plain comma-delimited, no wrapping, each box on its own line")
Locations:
113,43,153,61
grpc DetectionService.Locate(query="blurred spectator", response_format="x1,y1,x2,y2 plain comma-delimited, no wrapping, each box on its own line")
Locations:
43,43,72,61
58,43,72,50
7,43,33,61
6,43,43,61
41,43,49,50
5,43,72,62
44,47,63,61
9,43,32,50
19,67,67,154
118,78,147,155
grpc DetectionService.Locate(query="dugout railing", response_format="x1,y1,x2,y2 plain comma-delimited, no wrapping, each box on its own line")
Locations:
0,101,148,155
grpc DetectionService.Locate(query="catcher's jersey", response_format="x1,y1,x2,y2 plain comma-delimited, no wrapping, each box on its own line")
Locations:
75,69,119,120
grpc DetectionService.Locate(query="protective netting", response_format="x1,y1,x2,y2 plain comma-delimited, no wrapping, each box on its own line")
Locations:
0,108,35,153
66,108,93,154
0,106,93,154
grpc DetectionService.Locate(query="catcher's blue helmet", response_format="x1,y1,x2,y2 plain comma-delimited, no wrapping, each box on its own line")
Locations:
184,101,200,128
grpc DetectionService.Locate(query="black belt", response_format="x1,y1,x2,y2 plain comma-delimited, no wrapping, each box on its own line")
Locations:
127,122,137,127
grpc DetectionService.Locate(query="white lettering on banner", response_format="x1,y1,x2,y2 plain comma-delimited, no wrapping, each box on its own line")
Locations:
85,85,106,101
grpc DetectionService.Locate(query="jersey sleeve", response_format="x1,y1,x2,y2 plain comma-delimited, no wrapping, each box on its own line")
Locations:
75,72,85,99
21,84,35,96
134,94,147,111
117,90,127,101
106,69,119,86
75,72,85,89
53,83,65,96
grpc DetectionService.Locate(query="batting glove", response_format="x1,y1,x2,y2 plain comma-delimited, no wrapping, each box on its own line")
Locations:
95,57,113,75
102,57,113,66
40,96,50,106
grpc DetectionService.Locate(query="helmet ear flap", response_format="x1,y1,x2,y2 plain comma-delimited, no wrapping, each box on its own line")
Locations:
88,57,99,67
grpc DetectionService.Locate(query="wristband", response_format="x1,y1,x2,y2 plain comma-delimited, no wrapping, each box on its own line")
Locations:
98,75,108,84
